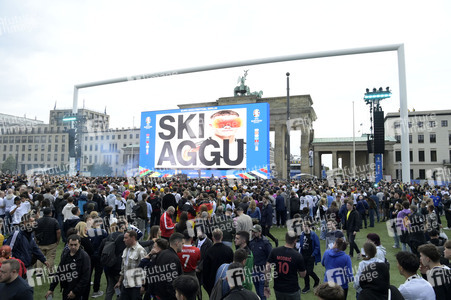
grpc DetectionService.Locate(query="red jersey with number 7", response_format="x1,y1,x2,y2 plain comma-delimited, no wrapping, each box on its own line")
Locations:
177,244,201,273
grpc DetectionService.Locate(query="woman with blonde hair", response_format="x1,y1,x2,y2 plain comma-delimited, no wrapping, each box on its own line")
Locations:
246,199,261,224
74,221,94,257
216,194,225,213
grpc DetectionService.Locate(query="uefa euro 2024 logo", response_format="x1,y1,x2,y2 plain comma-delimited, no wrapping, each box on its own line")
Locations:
253,109,260,118
144,116,152,129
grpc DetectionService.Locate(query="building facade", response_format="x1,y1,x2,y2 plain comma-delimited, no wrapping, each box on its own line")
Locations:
311,136,397,180
0,109,140,176
81,127,139,176
311,109,451,182
385,110,451,181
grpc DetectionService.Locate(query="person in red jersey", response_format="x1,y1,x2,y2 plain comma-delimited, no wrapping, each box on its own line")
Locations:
177,230,201,299
160,206,176,240
178,230,201,274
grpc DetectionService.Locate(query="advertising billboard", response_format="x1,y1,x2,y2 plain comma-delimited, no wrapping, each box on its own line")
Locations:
139,103,270,179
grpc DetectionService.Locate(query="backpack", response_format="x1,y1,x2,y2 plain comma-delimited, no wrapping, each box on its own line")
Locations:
290,197,300,213
151,197,161,212
100,235,119,268
132,203,142,218
210,264,229,300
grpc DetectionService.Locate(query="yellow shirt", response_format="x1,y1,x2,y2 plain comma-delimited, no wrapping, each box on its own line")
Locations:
347,210,351,220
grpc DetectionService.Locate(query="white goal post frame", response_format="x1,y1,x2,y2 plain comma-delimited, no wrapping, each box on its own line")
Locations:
71,44,410,183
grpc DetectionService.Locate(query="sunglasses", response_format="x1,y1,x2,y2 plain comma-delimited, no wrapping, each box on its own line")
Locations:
212,117,242,129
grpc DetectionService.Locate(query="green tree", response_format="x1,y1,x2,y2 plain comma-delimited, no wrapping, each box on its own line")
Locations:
1,155,17,174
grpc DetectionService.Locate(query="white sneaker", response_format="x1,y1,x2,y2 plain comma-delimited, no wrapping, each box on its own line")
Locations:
444,227,449,230
92,291,104,298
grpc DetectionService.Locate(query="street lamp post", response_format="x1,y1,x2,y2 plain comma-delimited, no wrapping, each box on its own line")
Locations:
286,72,290,180
352,101,356,179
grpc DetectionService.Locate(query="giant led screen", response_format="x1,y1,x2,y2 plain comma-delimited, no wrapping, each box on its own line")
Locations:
139,103,270,179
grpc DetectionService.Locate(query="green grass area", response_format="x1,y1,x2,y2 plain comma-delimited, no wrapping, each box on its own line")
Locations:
32,217,447,299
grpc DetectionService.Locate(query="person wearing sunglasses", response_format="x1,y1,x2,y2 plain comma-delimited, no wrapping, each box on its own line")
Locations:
210,110,243,143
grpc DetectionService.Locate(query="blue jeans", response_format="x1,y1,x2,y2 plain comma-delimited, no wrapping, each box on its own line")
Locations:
253,270,266,300
320,220,327,240
393,229,400,248
56,214,64,240
369,209,375,227
275,289,301,300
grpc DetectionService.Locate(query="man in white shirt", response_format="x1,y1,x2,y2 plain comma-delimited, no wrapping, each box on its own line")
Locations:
4,189,16,217
115,195,126,216
19,194,32,213
396,251,435,300
9,197,28,226
62,197,76,222
305,192,314,217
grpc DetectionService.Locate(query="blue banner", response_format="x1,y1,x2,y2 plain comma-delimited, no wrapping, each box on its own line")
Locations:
375,154,383,183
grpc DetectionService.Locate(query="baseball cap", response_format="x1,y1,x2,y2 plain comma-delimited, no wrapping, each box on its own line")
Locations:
252,224,262,232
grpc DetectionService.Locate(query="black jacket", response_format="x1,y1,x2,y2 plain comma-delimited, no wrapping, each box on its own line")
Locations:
343,209,360,232
82,200,98,214
54,196,67,216
202,243,234,294
93,193,105,212
63,217,81,237
0,276,33,300
358,262,404,300
162,193,177,211
49,248,91,297
99,231,126,275
153,248,183,300
196,237,213,273
261,203,274,227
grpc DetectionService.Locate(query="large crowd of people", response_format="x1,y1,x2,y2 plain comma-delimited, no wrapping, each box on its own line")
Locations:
0,173,450,300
